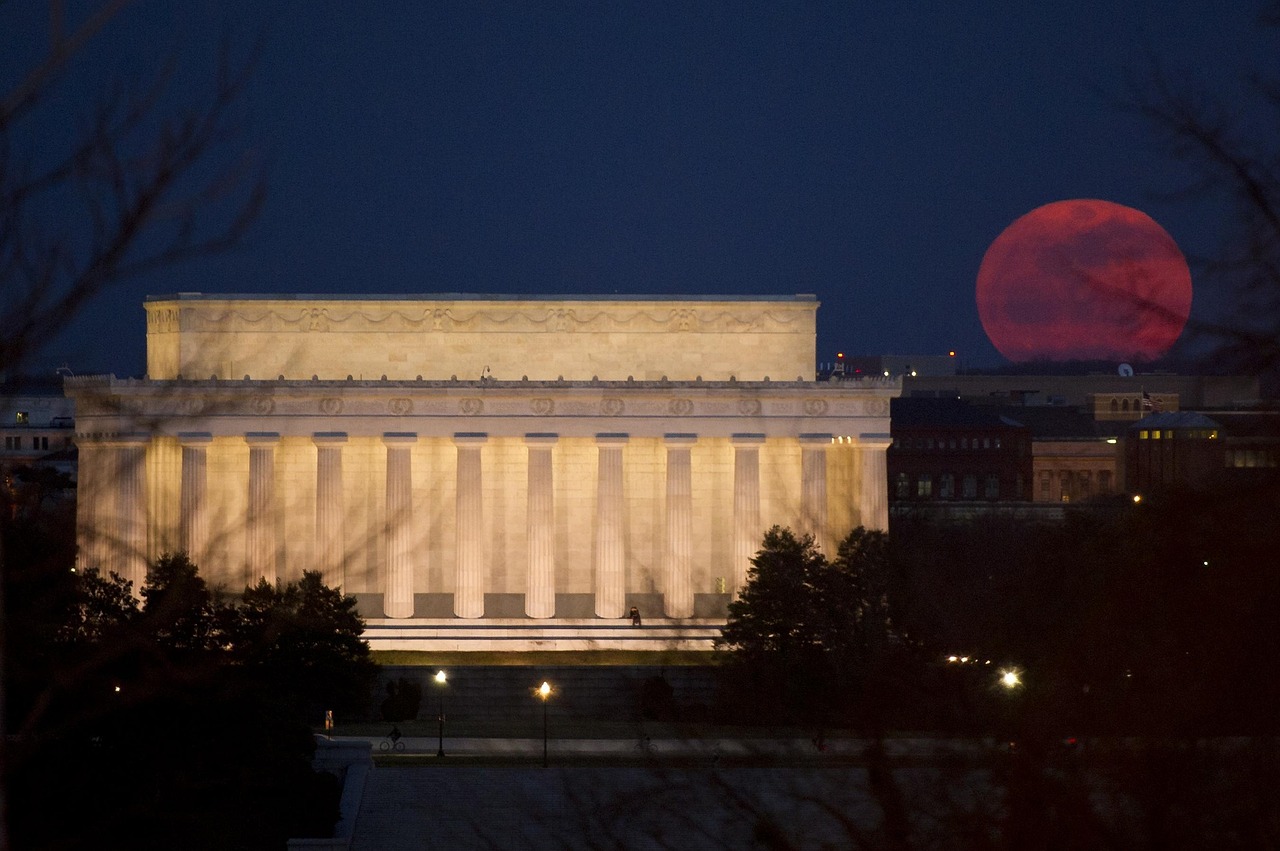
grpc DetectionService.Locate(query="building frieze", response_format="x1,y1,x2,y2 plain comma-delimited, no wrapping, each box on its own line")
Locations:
145,301,815,337
66,376,897,431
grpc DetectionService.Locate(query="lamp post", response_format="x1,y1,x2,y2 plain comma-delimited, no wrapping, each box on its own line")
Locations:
435,670,447,758
537,681,552,768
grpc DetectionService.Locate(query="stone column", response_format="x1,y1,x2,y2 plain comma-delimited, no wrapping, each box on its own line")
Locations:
178,432,213,566
112,434,150,594
663,434,696,619
454,433,487,619
731,434,765,597
524,434,558,618
313,433,348,588
245,433,279,585
593,433,628,618
74,436,104,572
799,434,831,553
383,433,417,619
858,433,892,532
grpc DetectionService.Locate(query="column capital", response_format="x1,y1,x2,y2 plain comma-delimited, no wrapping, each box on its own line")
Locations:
798,433,833,446
524,433,559,446
177,431,213,447
382,432,418,446
453,432,489,446
857,432,893,450
730,433,766,446
245,431,281,446
103,432,151,448
312,432,348,446
595,432,629,447
663,433,698,447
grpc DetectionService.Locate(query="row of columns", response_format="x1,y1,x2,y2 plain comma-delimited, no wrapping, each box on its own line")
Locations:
86,430,890,618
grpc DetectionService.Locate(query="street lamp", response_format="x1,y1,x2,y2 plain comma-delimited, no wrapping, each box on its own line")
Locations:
537,681,553,768
435,670,447,757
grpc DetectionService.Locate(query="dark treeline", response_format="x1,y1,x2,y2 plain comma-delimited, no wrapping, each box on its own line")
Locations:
2,505,376,850
718,474,1280,738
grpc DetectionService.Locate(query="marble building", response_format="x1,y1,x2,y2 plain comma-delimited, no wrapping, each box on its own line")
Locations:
67,294,898,650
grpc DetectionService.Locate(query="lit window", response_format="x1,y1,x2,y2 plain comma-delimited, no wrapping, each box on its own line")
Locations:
994,438,1001,449
917,475,933,498
940,474,955,498
15,412,28,425
895,473,909,498
1139,430,1149,440
1152,430,1161,440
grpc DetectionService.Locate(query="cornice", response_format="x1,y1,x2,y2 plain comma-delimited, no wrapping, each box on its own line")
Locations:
65,376,900,421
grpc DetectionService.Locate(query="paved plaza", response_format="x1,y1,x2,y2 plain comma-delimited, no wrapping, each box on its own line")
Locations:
329,737,996,849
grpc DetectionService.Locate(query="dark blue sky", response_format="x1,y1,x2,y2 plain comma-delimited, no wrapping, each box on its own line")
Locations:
9,1,1275,377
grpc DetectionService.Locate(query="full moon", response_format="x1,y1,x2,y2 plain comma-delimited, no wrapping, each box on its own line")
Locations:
976,199,1193,362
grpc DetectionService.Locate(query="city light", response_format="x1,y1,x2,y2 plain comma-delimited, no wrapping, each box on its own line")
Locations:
1000,670,1022,689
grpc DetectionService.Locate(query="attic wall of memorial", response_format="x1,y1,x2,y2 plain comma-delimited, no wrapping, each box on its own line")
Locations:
144,296,819,383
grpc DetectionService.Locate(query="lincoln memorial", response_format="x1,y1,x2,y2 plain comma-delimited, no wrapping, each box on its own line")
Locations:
67,294,898,650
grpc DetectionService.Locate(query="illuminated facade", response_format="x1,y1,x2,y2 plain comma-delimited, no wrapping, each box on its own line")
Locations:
67,294,898,649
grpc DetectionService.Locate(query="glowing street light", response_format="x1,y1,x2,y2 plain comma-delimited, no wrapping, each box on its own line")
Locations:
435,670,447,757
537,681,553,768
1000,669,1022,689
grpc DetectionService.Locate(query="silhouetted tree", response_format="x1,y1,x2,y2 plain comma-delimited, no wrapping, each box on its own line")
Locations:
2,4,264,842
1124,1,1280,388
229,571,376,719
5,548,375,848
718,526,903,724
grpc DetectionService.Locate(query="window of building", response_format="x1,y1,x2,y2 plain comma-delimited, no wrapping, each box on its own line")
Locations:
1079,470,1092,496
1110,399,1119,413
982,438,991,449
962,475,977,498
939,474,955,498
3,436,16,450
916,474,933,498
1040,472,1050,497
960,438,968,450
1122,399,1130,412
894,473,910,498
34,436,48,450
925,437,934,450
984,474,999,498
1099,470,1112,492
1139,430,1149,440
1152,430,1161,439
994,437,1001,449
948,438,957,450
15,411,28,425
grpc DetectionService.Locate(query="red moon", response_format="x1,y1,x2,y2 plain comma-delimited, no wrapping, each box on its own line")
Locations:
976,199,1192,362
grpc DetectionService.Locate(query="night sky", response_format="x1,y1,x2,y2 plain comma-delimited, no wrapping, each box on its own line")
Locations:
7,1,1275,377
